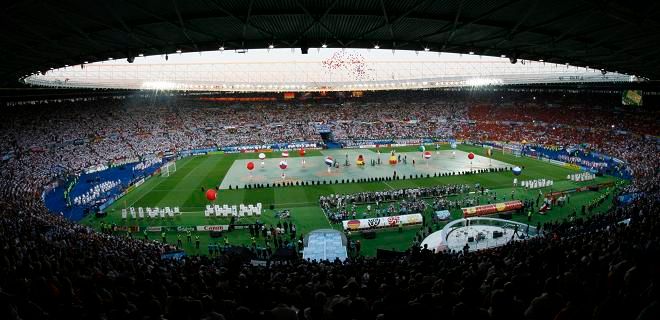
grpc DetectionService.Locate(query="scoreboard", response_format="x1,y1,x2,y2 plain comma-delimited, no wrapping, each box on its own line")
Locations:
622,90,643,106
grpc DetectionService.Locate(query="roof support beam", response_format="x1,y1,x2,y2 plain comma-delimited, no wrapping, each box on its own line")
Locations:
440,0,466,51
345,0,434,47
172,0,199,51
413,0,524,43
293,0,340,46
380,0,395,41
125,1,219,49
207,0,277,45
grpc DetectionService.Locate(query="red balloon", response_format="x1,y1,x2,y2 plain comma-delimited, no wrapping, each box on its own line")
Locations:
468,152,475,160
205,189,217,201
246,162,255,171
298,148,306,157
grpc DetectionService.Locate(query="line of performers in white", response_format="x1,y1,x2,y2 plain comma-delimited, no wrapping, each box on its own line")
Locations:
205,203,263,217
73,180,121,206
133,157,161,171
122,206,180,219
516,178,554,189
568,172,596,182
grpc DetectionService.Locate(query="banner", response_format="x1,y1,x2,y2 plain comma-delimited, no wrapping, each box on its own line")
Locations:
342,213,423,231
179,147,217,157
548,159,567,167
462,200,523,218
146,226,163,232
133,178,145,189
196,225,229,232
563,163,581,171
112,225,140,232
221,142,318,153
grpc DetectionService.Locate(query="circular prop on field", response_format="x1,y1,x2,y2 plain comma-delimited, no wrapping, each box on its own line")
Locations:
205,189,217,201
512,166,522,175
325,156,334,166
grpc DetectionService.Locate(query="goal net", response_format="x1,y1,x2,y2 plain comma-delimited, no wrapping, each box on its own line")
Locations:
161,161,177,177
502,144,522,157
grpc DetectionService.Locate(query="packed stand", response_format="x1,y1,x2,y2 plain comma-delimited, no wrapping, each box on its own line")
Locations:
0,92,659,319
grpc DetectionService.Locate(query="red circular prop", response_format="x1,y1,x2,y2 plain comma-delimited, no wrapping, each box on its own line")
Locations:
246,162,255,171
468,152,475,160
298,148,306,157
205,189,217,201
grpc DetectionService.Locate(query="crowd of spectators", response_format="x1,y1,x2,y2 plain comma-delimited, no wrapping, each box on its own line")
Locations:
72,180,121,206
0,95,657,200
1,171,658,320
0,93,658,319
320,185,470,223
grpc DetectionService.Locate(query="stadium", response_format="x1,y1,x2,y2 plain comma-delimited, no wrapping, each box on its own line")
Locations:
0,1,658,319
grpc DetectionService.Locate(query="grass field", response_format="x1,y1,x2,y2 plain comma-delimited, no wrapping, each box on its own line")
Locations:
82,144,624,257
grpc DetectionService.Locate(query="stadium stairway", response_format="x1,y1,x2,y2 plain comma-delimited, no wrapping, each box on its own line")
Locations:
303,229,348,262
315,124,343,149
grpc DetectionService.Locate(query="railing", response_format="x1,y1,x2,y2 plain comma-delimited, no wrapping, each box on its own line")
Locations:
442,217,539,245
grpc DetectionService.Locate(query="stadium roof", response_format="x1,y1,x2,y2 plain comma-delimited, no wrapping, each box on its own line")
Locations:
3,0,659,84
23,50,634,92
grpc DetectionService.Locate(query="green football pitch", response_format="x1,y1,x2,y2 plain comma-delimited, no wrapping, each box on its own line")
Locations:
82,144,624,257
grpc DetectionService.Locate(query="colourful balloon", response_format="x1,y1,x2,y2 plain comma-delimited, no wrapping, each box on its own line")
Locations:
298,148,306,157
279,160,288,170
423,151,431,159
205,189,217,201
282,151,289,158
246,162,254,171
258,153,266,160
418,145,426,152
468,152,475,160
